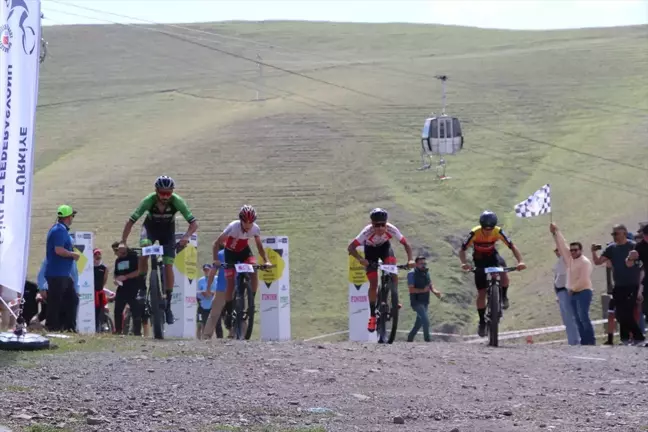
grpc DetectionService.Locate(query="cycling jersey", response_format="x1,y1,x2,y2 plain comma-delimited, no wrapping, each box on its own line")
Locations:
222,220,261,252
351,223,407,248
461,226,513,259
129,193,196,228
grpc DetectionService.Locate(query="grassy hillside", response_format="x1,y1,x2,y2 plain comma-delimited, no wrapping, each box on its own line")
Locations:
30,20,648,339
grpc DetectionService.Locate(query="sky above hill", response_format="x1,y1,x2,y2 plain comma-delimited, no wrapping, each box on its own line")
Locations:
42,0,648,30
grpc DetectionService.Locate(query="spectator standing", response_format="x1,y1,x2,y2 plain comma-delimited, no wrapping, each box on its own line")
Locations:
406,256,442,342
550,243,580,345
44,205,80,332
592,224,644,345
626,224,648,343
203,246,228,339
93,249,109,332
550,223,595,345
113,243,143,336
196,264,217,339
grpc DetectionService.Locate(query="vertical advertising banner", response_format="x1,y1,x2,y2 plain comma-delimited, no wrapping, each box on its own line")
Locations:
348,246,377,342
72,231,95,334
258,236,290,341
167,233,198,338
0,0,42,295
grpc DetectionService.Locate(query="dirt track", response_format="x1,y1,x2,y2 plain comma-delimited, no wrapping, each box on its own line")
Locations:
1,338,648,432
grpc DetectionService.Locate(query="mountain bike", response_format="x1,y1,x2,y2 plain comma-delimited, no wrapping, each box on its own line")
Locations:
218,263,273,340
367,261,410,344
473,266,518,347
140,243,168,340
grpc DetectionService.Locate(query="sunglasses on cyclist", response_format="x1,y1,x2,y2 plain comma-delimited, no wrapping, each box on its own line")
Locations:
373,222,386,227
157,190,172,198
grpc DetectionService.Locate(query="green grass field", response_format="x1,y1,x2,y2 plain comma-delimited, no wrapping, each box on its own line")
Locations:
29,20,648,339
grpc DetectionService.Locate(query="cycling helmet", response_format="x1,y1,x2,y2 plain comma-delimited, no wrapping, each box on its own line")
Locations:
369,208,388,223
239,205,257,223
479,210,498,228
154,175,175,190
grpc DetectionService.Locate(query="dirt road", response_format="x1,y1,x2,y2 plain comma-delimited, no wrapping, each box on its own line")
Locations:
1,338,647,431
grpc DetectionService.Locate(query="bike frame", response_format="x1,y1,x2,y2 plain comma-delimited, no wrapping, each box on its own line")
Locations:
369,260,409,344
481,266,517,347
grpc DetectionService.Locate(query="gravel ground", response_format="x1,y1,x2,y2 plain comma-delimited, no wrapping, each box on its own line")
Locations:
1,337,648,432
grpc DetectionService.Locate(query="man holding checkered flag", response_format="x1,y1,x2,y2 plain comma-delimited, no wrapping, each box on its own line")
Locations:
515,184,552,218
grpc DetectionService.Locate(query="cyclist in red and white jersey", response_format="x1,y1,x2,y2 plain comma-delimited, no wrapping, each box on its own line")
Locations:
209,205,271,334
348,208,415,332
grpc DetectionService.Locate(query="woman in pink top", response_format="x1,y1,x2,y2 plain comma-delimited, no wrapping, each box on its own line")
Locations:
550,223,595,345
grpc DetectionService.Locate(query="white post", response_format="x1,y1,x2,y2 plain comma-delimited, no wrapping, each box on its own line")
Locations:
259,236,290,341
167,233,198,338
348,247,377,342
72,231,95,334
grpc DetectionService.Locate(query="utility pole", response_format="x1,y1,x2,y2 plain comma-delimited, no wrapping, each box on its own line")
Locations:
256,52,263,101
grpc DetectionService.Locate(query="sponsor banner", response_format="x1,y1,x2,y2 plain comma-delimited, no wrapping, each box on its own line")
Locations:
72,231,95,334
348,246,377,342
167,233,198,338
0,0,42,294
259,235,290,341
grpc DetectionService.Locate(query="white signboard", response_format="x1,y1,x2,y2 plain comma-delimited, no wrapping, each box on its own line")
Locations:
259,236,290,341
166,233,198,338
348,246,377,342
72,231,95,334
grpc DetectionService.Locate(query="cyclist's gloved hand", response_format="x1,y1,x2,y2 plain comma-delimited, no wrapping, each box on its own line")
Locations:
461,263,471,271
516,262,527,271
359,258,369,268
407,259,415,269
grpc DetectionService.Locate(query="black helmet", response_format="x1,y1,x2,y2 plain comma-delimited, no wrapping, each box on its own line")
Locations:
479,210,498,228
370,208,388,223
154,175,175,190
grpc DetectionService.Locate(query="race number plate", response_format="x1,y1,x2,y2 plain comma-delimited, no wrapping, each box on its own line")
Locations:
379,264,398,275
142,245,164,256
484,267,504,274
235,263,255,273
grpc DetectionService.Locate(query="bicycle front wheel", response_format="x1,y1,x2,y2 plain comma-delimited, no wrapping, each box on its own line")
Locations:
149,259,164,340
386,279,399,344
244,283,255,340
488,281,500,347
233,274,247,340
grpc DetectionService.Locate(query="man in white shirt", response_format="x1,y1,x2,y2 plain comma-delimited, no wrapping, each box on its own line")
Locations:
552,246,580,345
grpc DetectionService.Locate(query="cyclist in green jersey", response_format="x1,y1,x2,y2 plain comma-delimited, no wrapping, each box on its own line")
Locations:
120,175,199,324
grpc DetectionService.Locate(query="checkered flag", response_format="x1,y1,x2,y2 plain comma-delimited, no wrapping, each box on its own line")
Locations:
514,184,551,218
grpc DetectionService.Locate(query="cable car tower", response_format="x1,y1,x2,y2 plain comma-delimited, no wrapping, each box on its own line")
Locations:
418,75,464,180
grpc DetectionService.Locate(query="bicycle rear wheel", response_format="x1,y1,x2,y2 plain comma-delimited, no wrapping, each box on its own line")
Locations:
149,257,164,340
488,281,500,347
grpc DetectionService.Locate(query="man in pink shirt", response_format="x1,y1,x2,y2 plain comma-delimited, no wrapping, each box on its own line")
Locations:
550,223,595,345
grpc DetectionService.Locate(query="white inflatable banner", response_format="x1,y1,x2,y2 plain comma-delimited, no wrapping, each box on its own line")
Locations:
348,246,377,342
259,236,290,341
72,231,95,334
167,233,198,338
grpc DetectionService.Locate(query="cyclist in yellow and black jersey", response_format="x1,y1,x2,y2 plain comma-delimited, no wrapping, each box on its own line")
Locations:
459,211,526,337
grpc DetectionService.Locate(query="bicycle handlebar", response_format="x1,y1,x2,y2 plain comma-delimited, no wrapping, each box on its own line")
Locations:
214,263,275,271
366,262,411,271
468,266,519,273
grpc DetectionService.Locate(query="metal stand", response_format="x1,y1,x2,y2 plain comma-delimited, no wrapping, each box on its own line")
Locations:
436,158,451,180
0,297,50,351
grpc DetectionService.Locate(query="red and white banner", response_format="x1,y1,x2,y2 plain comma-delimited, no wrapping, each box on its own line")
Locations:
0,0,42,295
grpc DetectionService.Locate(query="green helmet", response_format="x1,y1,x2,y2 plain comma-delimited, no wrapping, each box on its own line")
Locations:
57,205,76,218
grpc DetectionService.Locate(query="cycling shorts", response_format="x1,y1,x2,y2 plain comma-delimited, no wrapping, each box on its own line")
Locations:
224,246,257,278
473,253,506,290
197,306,211,325
140,224,175,265
94,290,108,308
364,242,397,278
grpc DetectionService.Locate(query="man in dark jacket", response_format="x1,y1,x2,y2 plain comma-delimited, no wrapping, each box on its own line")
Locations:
406,256,442,342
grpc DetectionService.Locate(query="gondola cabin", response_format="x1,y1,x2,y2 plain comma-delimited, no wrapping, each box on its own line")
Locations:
421,114,464,156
